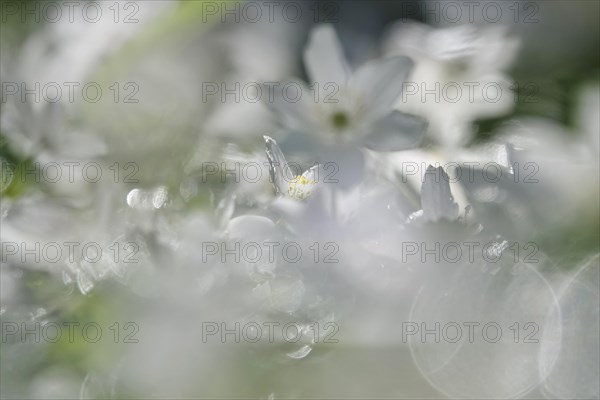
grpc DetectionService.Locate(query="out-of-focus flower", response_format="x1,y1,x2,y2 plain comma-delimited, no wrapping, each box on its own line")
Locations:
0,99,118,209
267,24,426,187
455,83,599,239
204,20,302,142
6,2,172,85
384,22,520,150
264,136,319,201
0,187,148,295
263,136,421,308
1,101,107,164
408,165,459,223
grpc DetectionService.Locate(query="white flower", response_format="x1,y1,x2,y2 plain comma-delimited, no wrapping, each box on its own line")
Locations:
10,2,171,85
454,84,599,238
267,24,426,152
203,20,300,141
384,22,520,149
1,101,106,160
264,135,319,201
411,165,460,223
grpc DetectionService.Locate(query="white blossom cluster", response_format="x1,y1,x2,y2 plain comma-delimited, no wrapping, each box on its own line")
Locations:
0,2,598,399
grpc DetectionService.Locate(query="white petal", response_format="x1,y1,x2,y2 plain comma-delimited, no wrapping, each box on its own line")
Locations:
301,163,320,182
349,56,414,121
264,136,293,195
263,81,315,132
303,25,351,85
226,215,275,240
421,166,459,221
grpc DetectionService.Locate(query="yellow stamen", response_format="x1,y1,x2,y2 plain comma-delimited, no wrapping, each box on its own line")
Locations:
288,175,317,201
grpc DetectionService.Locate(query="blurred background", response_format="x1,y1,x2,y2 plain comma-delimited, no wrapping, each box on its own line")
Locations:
1,1,599,399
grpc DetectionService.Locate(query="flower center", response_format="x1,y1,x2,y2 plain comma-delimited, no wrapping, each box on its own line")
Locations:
288,175,317,201
330,111,350,130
